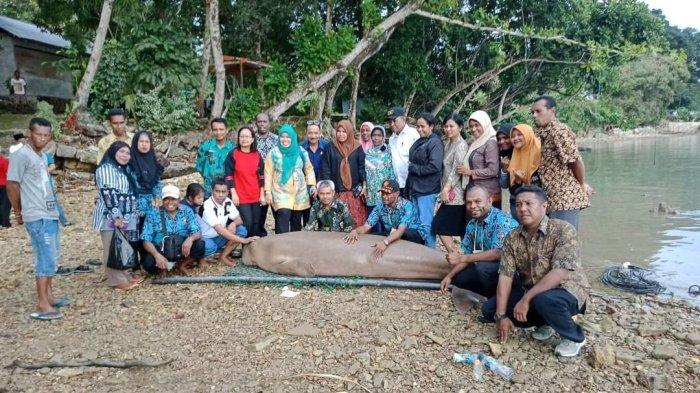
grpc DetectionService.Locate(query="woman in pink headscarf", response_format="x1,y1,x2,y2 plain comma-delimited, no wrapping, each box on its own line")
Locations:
359,121,374,152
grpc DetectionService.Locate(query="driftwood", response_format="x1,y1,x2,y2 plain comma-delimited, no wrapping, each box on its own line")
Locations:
285,373,372,393
10,358,173,370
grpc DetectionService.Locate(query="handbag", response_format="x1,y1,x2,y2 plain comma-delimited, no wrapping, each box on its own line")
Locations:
107,229,137,270
159,210,186,261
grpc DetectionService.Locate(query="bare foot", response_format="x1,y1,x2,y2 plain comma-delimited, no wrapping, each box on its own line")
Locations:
220,255,236,267
198,259,209,270
114,281,138,290
176,265,192,276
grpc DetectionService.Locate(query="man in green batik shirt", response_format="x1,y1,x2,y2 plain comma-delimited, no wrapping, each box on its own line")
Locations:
303,180,355,232
196,117,234,197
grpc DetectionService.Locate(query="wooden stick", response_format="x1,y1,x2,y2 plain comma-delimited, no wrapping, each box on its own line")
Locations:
285,373,372,393
11,358,173,370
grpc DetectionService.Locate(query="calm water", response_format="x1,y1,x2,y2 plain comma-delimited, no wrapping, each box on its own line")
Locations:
577,135,700,303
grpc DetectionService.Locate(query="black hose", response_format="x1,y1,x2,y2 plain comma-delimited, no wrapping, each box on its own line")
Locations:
600,265,668,295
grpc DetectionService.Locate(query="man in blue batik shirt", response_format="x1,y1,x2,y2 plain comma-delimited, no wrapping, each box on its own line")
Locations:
440,186,518,297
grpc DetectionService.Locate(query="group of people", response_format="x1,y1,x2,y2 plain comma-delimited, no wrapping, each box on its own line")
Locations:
6,95,594,357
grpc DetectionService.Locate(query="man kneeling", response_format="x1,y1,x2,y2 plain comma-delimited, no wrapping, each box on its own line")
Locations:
482,185,590,357
202,179,259,266
441,186,518,297
141,185,205,275
303,180,355,232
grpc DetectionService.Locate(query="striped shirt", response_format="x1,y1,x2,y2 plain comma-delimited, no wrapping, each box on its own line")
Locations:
92,163,137,231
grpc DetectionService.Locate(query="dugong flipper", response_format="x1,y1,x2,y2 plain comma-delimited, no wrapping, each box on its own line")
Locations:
242,232,451,279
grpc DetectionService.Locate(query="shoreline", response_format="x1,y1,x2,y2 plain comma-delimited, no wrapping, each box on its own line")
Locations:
577,121,700,147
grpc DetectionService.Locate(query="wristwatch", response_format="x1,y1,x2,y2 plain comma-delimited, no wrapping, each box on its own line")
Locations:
493,312,508,321
383,239,390,247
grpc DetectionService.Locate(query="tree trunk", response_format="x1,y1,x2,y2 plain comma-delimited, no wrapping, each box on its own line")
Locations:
265,0,425,120
497,86,510,120
325,0,334,31
74,0,115,111
403,89,416,114
209,0,226,119
348,63,361,126
196,0,213,117
324,73,347,118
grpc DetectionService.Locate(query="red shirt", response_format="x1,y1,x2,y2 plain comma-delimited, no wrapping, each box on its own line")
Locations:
224,149,263,204
0,156,8,186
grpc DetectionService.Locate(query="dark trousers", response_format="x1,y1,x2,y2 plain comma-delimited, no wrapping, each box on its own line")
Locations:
372,226,425,245
259,204,270,236
481,286,586,343
452,261,500,298
0,186,10,227
238,202,263,237
275,209,302,234
301,207,311,227
141,239,206,274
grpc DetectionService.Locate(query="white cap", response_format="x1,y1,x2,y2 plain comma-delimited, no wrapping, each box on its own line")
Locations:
162,185,180,200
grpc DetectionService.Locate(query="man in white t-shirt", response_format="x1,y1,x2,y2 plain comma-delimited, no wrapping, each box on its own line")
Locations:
387,106,420,196
10,70,27,95
201,179,259,266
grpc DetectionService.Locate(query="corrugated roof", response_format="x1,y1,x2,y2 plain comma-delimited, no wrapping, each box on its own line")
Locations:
0,15,71,49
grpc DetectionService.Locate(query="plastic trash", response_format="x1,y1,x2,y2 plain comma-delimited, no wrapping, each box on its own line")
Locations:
472,359,484,381
452,352,478,364
478,353,514,381
280,286,300,298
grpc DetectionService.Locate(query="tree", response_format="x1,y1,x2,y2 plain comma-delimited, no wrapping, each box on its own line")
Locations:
74,0,114,111
208,0,225,119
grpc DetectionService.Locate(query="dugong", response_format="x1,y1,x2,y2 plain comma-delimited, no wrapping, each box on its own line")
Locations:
242,231,451,279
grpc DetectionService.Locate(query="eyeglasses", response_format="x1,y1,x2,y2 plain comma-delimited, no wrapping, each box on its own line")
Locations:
307,120,321,126
380,189,396,195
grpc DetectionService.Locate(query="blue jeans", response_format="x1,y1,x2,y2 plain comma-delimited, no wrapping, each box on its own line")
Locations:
203,225,248,257
56,200,70,226
25,219,61,277
411,193,438,248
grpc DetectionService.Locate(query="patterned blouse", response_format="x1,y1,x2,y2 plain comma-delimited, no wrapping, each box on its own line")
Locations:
364,145,396,207
140,205,201,246
195,138,234,196
499,216,590,309
303,199,355,232
92,163,138,233
264,146,316,210
461,207,518,254
366,197,428,240
535,120,589,211
441,137,468,205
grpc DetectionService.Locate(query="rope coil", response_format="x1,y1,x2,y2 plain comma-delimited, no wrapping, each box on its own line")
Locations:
600,264,668,295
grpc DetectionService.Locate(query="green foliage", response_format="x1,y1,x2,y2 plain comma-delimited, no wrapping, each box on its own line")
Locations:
34,101,61,137
51,46,89,91
0,0,39,22
261,61,293,106
361,0,381,35
291,17,357,75
132,89,198,134
225,88,261,125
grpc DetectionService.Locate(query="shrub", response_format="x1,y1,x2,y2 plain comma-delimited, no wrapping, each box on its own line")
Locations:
132,89,198,134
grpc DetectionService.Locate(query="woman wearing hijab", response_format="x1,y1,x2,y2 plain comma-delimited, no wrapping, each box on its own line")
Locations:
504,124,542,219
92,141,142,290
364,125,395,232
359,121,374,152
433,113,469,252
407,112,444,249
128,130,163,219
264,124,317,233
321,120,367,228
457,110,501,208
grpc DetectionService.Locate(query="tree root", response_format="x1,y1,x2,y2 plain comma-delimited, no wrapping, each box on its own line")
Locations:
10,358,173,370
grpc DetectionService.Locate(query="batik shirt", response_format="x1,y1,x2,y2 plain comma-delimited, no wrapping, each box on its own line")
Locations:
255,132,279,159
535,120,589,211
303,199,355,232
365,197,427,240
140,205,200,246
499,216,590,309
195,138,234,197
364,145,396,207
461,207,518,254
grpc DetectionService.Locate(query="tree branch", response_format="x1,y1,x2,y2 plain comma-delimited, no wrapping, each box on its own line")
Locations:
11,358,173,369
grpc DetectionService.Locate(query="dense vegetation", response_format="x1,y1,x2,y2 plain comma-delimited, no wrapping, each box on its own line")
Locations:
3,0,699,134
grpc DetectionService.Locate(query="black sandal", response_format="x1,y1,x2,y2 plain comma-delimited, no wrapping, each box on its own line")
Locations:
73,265,94,273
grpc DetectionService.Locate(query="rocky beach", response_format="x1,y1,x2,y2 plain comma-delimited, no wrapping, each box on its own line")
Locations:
0,173,699,392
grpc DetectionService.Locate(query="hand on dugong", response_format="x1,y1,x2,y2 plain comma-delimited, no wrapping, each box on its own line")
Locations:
241,231,451,279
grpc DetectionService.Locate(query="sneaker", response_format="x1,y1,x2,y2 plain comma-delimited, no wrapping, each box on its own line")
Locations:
532,325,556,341
73,265,93,274
55,266,73,276
555,338,586,357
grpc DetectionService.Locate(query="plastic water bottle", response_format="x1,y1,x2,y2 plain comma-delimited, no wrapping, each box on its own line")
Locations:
478,353,514,381
452,352,478,364
472,359,484,381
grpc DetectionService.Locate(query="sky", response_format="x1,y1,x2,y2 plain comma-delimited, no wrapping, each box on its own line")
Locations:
641,0,700,30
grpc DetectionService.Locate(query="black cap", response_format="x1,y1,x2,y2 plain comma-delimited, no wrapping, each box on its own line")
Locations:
387,107,406,120
380,179,400,193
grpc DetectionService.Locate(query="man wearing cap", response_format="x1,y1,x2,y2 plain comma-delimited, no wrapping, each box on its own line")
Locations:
345,179,428,260
387,107,420,196
140,184,205,276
